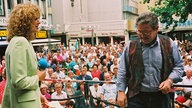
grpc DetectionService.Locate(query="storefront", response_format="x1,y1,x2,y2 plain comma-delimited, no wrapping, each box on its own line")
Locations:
67,20,127,46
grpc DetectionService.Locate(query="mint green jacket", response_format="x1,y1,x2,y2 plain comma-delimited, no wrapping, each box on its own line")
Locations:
2,37,42,108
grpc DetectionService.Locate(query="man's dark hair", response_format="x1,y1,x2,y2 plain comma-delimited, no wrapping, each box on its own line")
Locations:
66,100,75,107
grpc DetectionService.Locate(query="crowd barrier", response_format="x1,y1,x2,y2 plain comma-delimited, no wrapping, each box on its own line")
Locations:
44,79,192,108
43,78,120,108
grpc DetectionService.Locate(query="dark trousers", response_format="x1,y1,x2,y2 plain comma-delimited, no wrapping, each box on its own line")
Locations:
128,91,168,108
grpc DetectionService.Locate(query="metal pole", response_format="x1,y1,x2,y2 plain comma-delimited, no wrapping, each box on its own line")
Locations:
48,29,51,52
91,29,94,45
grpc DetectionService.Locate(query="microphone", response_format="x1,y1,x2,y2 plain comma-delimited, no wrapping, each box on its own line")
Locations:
38,58,49,87
38,58,49,71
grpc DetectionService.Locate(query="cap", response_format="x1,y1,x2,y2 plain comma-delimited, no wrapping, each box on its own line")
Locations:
73,65,79,70
40,84,48,89
93,77,99,81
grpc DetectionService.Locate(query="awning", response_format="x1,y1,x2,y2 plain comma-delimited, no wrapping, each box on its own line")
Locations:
0,38,61,47
0,41,8,46
31,38,61,46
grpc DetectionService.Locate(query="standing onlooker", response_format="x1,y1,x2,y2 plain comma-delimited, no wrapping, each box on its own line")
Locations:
2,3,46,108
116,12,184,108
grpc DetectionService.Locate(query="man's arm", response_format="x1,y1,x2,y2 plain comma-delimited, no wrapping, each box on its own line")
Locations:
116,43,130,108
168,38,184,83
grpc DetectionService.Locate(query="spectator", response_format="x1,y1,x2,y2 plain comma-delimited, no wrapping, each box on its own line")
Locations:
66,70,78,89
100,65,109,82
74,82,87,108
53,64,65,79
66,100,75,108
63,77,76,98
110,58,119,72
76,67,92,81
40,84,51,101
175,67,192,95
83,65,92,78
91,64,101,80
0,68,6,104
95,59,103,71
89,77,103,108
73,65,81,76
51,83,68,107
101,73,117,108
111,66,118,81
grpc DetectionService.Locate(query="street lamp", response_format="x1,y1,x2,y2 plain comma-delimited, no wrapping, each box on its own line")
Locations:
87,25,97,45
44,24,53,51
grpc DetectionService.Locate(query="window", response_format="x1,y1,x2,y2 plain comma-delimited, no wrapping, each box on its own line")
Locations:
17,0,23,4
47,0,52,7
34,0,39,5
41,0,46,19
0,0,5,16
7,0,14,16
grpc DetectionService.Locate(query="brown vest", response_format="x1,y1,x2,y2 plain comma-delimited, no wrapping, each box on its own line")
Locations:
127,35,173,98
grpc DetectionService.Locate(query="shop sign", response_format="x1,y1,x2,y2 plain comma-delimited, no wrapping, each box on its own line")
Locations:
0,18,7,26
69,33,79,37
36,31,47,39
0,30,7,37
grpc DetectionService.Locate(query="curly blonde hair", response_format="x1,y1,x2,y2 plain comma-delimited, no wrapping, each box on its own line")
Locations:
7,3,41,42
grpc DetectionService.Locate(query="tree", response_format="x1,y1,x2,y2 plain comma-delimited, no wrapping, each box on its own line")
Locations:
141,0,192,29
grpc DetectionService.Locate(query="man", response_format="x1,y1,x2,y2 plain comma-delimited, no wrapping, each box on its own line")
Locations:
116,12,184,108
175,67,192,96
101,72,117,108
51,83,68,107
53,64,65,79
76,67,92,81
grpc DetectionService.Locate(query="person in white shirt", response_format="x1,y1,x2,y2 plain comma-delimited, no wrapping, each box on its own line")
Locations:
89,77,103,107
53,65,65,79
101,73,117,108
180,67,192,93
51,83,68,107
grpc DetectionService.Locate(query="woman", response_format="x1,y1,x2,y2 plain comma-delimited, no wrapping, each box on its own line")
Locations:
1,3,46,108
63,77,76,98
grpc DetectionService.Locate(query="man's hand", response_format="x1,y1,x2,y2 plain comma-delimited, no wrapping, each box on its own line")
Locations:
117,91,127,108
159,78,173,94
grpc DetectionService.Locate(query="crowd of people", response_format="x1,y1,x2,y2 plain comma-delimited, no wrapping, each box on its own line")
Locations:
0,37,192,108
0,40,125,108
36,41,123,108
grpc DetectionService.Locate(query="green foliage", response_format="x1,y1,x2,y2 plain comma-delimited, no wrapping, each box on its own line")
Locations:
142,0,192,30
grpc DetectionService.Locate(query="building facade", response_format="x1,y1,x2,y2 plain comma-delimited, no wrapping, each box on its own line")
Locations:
51,0,139,46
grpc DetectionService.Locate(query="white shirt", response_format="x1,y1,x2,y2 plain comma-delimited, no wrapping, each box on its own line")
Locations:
53,71,65,79
89,85,103,98
181,76,192,92
51,91,68,100
51,91,68,107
